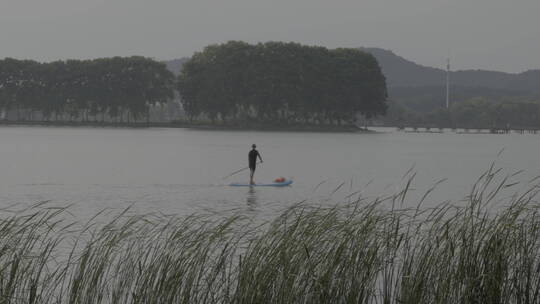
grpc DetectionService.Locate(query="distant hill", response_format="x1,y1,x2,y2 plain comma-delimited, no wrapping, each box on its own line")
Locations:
361,48,540,94
360,48,446,87
508,70,540,93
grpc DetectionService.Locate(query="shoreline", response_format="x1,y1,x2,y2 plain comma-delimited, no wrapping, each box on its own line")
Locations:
0,120,372,133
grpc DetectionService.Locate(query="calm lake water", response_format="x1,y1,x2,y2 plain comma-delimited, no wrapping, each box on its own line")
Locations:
1,126,539,220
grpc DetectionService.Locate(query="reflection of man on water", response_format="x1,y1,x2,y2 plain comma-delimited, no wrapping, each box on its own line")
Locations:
249,144,263,185
247,187,258,208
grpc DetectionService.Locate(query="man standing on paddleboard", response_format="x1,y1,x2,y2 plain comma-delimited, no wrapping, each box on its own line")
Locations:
249,144,263,185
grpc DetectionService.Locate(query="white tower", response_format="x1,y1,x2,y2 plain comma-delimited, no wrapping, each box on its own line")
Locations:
446,58,450,109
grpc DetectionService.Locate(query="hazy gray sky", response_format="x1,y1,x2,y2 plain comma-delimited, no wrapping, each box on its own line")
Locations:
1,0,538,73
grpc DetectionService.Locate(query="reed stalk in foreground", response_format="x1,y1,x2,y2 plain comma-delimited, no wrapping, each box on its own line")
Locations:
0,168,539,303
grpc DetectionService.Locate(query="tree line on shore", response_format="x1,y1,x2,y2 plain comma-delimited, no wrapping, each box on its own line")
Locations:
0,41,388,126
3,42,540,129
386,96,540,129
0,57,175,122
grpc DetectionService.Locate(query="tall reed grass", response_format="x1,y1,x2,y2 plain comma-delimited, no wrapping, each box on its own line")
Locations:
0,168,539,303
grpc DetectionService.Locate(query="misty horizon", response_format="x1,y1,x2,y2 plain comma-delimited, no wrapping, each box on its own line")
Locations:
0,44,537,76
1,0,539,73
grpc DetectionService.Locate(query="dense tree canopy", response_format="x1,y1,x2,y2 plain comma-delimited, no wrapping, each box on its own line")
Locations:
450,98,540,128
0,57,175,122
178,41,388,125
1,42,389,127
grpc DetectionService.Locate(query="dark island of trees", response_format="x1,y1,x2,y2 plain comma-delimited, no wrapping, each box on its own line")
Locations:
178,41,388,127
0,41,388,130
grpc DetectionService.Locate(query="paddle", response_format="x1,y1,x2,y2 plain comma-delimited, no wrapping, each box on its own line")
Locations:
222,161,262,180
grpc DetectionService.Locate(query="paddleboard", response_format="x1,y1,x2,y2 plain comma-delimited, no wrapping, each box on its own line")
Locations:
229,180,293,187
